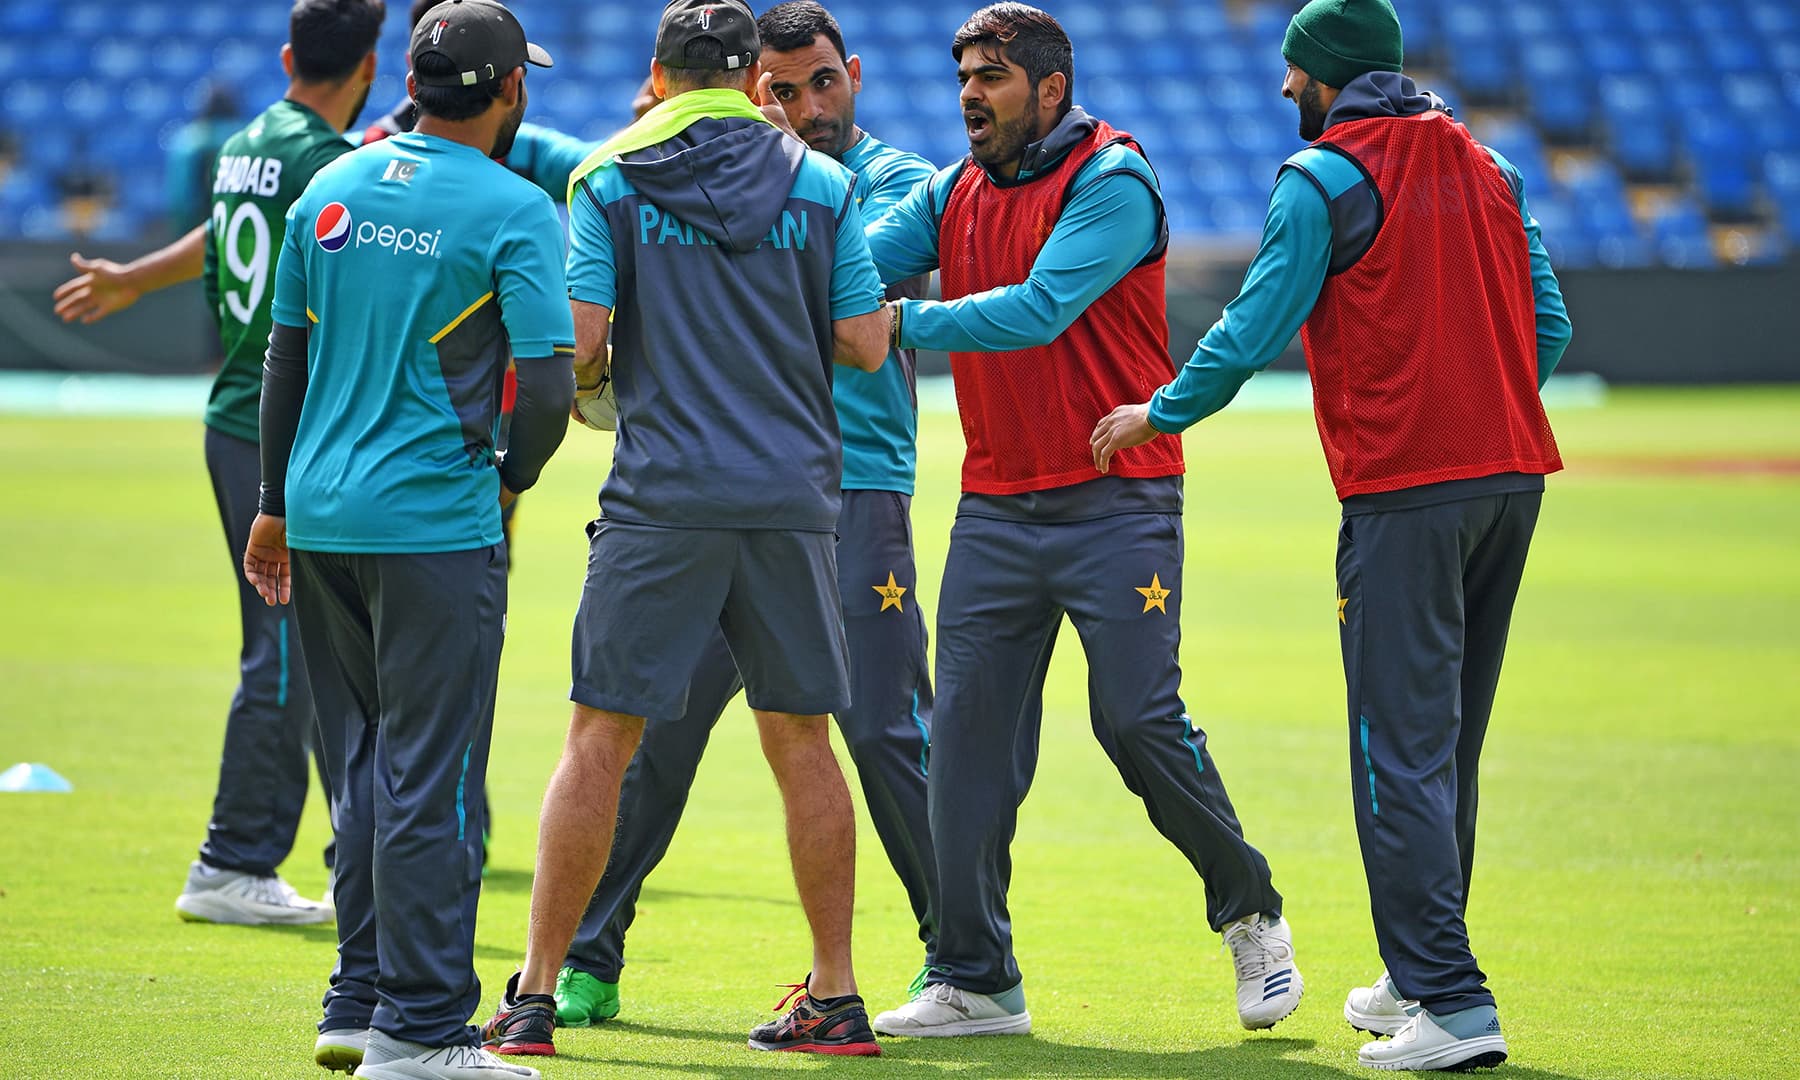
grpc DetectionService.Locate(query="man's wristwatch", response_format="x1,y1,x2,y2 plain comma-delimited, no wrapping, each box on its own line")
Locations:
887,299,903,351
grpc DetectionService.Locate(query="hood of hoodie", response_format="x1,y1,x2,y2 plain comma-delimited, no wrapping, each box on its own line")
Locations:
1322,71,1451,130
615,116,806,254
981,105,1102,186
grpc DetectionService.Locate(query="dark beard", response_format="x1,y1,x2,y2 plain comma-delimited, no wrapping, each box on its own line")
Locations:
491,97,525,159
1297,80,1329,142
970,108,1037,169
346,83,372,132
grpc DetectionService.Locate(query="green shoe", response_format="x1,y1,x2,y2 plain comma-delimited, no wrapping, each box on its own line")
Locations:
554,966,620,1027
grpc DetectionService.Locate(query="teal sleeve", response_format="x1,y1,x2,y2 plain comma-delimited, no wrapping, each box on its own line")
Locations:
860,155,937,228
830,191,883,320
865,169,947,283
506,123,600,204
268,199,309,329
565,181,616,309
897,167,1158,353
1517,183,1572,388
490,195,575,357
1148,168,1331,433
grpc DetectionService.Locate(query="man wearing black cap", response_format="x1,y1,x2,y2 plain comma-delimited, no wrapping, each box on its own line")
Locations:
49,0,387,932
479,0,892,1060
243,2,571,1077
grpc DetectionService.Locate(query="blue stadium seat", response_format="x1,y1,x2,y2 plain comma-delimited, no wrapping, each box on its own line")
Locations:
1751,1,1800,35
9,82,57,127
1527,192,1599,269
0,4,58,35
1766,150,1800,195
1641,39,1690,79
1472,118,1551,193
1651,197,1719,268
1582,37,1649,80
1594,232,1656,269
1695,158,1758,221
60,2,112,39
1623,1,1686,39
1703,34,1766,75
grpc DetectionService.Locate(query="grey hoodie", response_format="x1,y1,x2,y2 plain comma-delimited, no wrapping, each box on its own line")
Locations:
569,116,884,531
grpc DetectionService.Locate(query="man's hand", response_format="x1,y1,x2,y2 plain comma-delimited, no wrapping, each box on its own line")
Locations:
243,514,292,607
52,253,142,324
500,485,519,511
755,72,801,141
1090,402,1161,473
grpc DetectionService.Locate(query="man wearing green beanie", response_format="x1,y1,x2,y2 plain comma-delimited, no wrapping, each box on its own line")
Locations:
1092,0,1571,1071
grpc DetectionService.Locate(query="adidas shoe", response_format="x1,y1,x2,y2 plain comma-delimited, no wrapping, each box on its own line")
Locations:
1223,913,1303,1029
315,1029,367,1073
480,973,557,1056
1345,971,1418,1037
553,966,619,1028
175,861,334,926
353,1030,539,1079
747,982,880,1055
1358,1006,1507,1071
872,981,1031,1037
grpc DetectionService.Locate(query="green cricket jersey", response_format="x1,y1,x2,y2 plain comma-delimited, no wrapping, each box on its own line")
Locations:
202,100,352,442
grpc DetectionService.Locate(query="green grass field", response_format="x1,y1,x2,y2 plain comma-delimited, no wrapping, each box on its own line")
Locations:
2,386,1796,1080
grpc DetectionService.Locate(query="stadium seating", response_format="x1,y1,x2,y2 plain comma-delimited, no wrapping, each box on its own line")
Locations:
1,0,1795,268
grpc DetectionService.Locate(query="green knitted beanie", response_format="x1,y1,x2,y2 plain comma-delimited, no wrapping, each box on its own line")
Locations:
1282,0,1404,89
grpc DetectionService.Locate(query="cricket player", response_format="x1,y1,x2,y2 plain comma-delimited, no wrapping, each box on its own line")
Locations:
243,2,571,1076
550,0,941,1029
865,2,1301,1039
1091,0,1571,1070
50,0,386,927
479,0,892,1059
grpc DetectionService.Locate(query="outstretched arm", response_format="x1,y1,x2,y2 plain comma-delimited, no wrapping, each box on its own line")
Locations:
52,224,206,323
892,166,1159,353
1091,167,1331,471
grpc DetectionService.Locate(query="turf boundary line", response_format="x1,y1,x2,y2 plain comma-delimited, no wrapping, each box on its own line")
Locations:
0,370,1607,418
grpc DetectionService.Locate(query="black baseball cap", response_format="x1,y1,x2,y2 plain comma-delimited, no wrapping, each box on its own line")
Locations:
411,0,552,87
655,0,759,71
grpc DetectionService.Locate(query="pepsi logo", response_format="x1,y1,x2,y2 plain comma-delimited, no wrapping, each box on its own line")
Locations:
315,202,352,252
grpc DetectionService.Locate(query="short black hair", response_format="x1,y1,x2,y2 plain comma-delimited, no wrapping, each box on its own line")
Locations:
412,49,508,120
289,0,386,83
952,2,1073,119
757,1,847,60
663,37,753,92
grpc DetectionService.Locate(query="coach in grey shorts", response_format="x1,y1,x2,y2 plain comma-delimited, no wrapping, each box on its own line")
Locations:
482,0,896,1053
571,520,849,720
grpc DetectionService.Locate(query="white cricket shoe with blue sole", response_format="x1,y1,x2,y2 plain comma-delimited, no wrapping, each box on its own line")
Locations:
1359,1006,1508,1071
1345,971,1418,1037
873,982,1031,1037
1223,914,1304,1029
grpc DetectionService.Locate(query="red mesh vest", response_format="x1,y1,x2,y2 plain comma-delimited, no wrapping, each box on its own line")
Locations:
938,123,1184,495
1302,111,1561,499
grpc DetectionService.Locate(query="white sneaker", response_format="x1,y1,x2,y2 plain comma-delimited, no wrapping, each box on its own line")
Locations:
872,982,1031,1037
174,861,334,926
1359,1008,1507,1071
353,1031,540,1079
1344,971,1418,1037
315,1029,368,1073
1222,914,1303,1029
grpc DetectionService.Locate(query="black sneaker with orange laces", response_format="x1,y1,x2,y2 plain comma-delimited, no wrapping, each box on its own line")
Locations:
482,972,558,1056
747,981,881,1055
